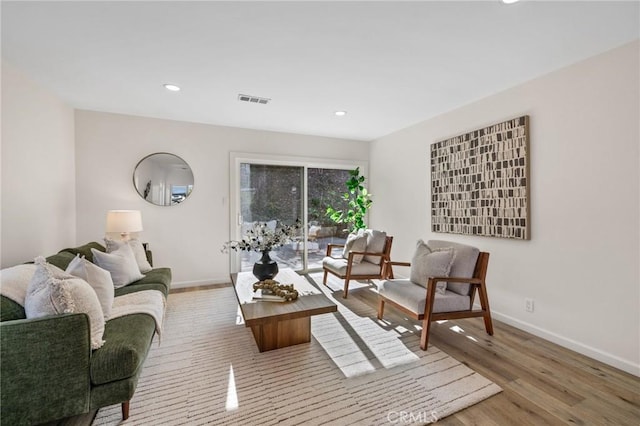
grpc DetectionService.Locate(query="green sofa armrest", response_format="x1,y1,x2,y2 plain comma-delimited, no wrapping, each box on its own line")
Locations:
0,314,92,425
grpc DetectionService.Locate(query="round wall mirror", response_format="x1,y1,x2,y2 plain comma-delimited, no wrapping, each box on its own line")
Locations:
133,153,194,206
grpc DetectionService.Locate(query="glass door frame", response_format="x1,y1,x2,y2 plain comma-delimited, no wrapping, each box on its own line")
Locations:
229,152,367,274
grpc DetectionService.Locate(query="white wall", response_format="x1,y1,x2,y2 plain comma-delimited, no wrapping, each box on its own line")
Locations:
74,111,368,286
1,61,76,267
369,41,640,375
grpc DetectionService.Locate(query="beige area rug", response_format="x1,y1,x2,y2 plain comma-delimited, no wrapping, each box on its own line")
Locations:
94,273,501,425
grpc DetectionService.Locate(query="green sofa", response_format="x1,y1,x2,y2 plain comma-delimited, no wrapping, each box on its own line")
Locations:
0,242,171,425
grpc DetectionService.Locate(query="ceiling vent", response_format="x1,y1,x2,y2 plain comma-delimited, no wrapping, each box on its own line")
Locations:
238,94,271,105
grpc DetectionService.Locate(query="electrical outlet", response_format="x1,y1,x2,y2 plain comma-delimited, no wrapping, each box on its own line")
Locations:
525,298,534,313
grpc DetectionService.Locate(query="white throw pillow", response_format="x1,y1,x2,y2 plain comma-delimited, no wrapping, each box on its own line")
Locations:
25,257,105,349
409,240,455,293
104,238,152,273
0,264,38,306
364,229,387,265
342,230,368,264
66,255,115,319
92,245,145,288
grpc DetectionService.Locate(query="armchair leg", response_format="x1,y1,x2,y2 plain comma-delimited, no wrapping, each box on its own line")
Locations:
377,298,385,320
421,279,437,350
420,318,432,350
323,270,328,285
483,313,494,336
122,400,130,420
343,278,350,298
477,281,494,336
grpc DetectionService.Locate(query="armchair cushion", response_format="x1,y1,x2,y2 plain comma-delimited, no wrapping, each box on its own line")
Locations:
342,231,367,264
409,240,455,294
364,229,387,265
428,240,479,295
378,279,470,314
322,257,381,276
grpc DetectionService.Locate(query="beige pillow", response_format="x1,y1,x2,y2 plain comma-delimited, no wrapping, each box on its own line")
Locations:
25,257,105,349
342,230,368,264
364,229,387,265
409,240,455,293
104,238,152,273
66,255,115,319
92,245,145,288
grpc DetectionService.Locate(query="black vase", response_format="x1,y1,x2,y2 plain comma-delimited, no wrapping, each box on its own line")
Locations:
253,250,278,281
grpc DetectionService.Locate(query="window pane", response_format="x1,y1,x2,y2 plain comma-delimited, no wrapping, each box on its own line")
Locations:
307,168,351,269
239,164,303,272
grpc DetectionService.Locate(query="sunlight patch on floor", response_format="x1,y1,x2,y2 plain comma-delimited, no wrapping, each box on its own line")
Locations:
235,306,245,325
394,325,410,333
225,364,239,411
315,316,376,377
314,312,419,378
449,325,465,334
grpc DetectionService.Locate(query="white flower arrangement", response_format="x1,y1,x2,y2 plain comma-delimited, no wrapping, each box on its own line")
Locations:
222,220,301,253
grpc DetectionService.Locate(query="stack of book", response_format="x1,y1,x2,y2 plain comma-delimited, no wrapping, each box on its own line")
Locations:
252,289,286,302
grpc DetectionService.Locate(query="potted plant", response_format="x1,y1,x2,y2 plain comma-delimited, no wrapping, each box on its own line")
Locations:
222,221,300,280
325,167,372,233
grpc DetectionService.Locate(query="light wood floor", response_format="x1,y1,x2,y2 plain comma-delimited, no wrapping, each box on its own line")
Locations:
350,283,640,426
176,280,639,425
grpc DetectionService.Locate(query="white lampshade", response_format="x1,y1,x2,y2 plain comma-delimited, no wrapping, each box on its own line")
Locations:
106,210,143,237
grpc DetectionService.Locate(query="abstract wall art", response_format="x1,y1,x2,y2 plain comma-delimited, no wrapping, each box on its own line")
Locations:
430,115,530,240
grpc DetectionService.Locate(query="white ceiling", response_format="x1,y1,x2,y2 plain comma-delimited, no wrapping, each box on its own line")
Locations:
2,1,639,141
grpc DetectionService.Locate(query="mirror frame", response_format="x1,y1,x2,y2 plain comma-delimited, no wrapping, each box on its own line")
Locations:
133,152,194,206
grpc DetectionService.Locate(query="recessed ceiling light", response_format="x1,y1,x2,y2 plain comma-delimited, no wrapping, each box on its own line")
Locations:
502,0,520,4
163,84,181,92
334,111,347,117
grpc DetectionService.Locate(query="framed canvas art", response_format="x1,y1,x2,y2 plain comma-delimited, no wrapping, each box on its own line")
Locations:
431,115,530,240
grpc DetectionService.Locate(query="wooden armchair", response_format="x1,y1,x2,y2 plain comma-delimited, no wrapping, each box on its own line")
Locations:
322,233,393,298
377,241,493,350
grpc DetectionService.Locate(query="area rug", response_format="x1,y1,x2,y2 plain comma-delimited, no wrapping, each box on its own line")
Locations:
94,275,501,425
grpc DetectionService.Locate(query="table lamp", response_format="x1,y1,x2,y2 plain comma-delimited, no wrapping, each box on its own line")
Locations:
106,210,143,241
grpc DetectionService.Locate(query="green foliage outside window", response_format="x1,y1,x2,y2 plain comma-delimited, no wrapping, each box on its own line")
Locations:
325,167,372,233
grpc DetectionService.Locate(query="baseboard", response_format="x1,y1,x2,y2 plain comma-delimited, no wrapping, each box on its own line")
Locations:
171,277,230,289
490,309,640,377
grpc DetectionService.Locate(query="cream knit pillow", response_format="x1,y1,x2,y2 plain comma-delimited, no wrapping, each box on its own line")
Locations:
25,257,105,349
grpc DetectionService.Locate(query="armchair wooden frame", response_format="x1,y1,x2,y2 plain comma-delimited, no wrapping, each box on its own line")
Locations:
377,252,493,350
323,236,394,299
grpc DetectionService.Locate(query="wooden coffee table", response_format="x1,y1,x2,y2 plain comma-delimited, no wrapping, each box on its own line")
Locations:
231,268,337,352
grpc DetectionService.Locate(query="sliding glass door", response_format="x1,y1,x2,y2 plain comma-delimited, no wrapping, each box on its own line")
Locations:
231,154,363,273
